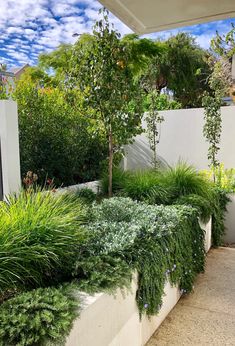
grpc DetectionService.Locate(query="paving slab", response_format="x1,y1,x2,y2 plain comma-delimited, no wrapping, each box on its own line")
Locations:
146,247,235,346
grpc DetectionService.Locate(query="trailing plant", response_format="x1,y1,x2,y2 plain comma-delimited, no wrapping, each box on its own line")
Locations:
211,188,230,246
202,93,222,171
74,197,206,316
145,95,165,169
0,189,87,295
174,194,212,223
0,284,79,346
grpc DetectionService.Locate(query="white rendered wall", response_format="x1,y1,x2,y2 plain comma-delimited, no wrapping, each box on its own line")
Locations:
66,220,211,346
0,100,21,197
224,193,235,243
125,106,235,170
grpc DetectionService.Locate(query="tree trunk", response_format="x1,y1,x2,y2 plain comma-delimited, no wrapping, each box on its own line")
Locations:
108,127,113,198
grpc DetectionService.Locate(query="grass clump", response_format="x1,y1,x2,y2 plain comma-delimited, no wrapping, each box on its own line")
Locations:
0,190,87,295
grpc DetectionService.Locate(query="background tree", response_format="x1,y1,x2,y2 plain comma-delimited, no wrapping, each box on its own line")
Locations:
121,33,211,108
70,9,144,197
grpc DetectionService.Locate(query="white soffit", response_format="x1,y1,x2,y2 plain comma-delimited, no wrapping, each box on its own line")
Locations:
99,0,235,34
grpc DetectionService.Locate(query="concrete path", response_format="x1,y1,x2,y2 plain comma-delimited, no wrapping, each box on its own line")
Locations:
146,247,235,346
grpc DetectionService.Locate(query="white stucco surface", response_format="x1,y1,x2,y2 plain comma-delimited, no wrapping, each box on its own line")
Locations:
0,100,21,197
125,106,235,171
224,193,235,243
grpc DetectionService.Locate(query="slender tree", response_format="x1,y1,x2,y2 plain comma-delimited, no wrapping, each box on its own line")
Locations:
70,9,143,196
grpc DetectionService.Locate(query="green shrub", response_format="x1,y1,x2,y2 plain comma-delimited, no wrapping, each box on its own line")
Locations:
211,188,230,246
75,255,132,293
158,162,213,202
0,190,86,294
101,167,129,195
0,285,79,346
75,188,97,204
174,194,212,223
15,76,107,186
122,169,165,201
75,197,205,316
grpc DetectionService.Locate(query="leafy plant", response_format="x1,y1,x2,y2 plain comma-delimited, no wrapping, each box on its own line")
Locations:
74,197,206,316
211,188,230,246
159,162,213,202
0,285,79,346
174,194,212,223
70,8,144,196
201,163,235,192
0,190,86,295
75,188,97,204
14,70,107,186
145,92,165,169
202,93,222,171
101,167,130,196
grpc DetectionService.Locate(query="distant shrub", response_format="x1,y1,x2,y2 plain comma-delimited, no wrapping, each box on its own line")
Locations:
0,285,79,346
14,77,107,186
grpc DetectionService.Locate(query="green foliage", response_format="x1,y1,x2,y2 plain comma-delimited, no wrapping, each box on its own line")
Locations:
70,9,144,196
211,23,235,58
101,167,130,196
211,188,230,247
202,93,222,169
101,163,229,246
0,190,86,295
74,197,206,316
202,164,235,192
0,285,79,346
174,194,212,223
75,188,97,204
106,163,212,204
75,255,132,293
144,93,182,112
159,163,213,201
145,92,165,168
13,70,107,186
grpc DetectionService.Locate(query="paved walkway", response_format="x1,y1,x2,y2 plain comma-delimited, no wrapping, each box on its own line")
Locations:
146,247,235,346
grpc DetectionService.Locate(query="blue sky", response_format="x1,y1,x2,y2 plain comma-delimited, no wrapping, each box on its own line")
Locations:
0,0,234,69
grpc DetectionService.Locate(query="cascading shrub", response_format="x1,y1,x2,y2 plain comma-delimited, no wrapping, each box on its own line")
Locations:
74,197,206,316
101,163,229,246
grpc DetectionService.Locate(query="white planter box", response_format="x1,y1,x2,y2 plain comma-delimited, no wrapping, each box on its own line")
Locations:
224,193,235,244
66,219,211,346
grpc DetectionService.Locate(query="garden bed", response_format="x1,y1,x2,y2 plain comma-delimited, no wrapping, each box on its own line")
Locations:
66,219,211,346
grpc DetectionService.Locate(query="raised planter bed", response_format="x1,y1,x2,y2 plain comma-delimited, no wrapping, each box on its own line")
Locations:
66,219,212,346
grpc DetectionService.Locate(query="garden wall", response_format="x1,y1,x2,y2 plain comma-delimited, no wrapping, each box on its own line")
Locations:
0,100,21,199
124,106,235,171
66,219,211,346
224,193,235,244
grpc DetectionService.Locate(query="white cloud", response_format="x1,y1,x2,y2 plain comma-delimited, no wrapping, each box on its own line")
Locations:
0,0,234,68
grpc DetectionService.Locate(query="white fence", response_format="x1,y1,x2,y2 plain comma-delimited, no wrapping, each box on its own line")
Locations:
0,100,21,198
124,106,235,170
